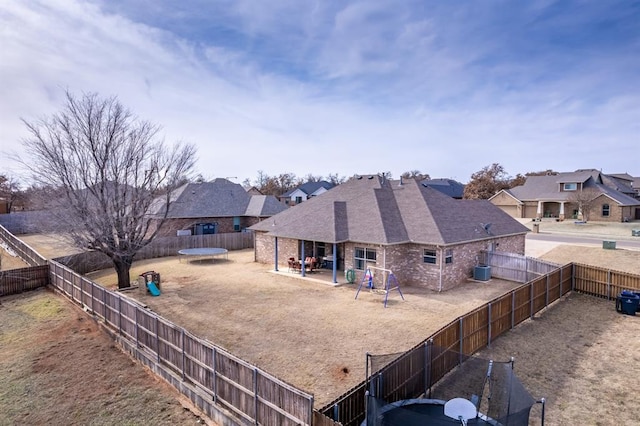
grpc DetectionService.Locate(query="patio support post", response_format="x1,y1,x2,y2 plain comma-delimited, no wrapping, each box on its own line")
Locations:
537,200,543,218
300,240,305,277
332,243,338,283
274,237,279,272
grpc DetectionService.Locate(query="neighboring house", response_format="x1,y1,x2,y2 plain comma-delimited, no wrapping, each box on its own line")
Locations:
490,170,640,222
420,178,465,199
151,178,287,237
279,181,334,206
607,173,640,200
251,175,529,292
245,186,263,196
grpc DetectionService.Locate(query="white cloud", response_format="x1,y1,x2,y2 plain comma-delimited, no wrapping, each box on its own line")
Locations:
1,0,638,185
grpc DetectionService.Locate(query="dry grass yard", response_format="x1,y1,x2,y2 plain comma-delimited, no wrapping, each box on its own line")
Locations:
2,221,640,424
0,289,207,425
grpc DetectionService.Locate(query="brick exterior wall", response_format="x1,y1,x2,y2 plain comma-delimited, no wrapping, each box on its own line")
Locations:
254,232,526,291
154,217,263,237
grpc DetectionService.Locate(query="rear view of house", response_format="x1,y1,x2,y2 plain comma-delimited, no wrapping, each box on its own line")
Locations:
251,174,529,291
151,178,286,236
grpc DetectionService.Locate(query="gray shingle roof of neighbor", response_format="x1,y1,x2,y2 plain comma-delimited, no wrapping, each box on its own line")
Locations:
281,180,334,197
157,178,287,218
250,175,529,245
507,170,640,205
420,178,465,198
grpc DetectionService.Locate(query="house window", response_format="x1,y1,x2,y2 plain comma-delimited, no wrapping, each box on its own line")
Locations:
354,247,376,270
563,183,577,191
233,216,241,232
423,249,437,264
602,204,610,217
295,196,303,204
445,249,453,264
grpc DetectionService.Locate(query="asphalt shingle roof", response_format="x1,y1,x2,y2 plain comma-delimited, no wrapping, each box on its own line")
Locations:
251,175,528,245
159,179,286,218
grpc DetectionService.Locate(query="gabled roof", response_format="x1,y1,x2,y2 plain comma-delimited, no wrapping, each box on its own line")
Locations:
593,183,640,206
419,178,465,198
156,178,286,218
508,170,640,205
281,181,334,198
251,175,528,245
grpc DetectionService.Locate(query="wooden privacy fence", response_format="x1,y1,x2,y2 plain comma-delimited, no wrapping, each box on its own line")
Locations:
0,224,47,267
318,264,574,426
54,232,254,275
479,250,561,283
48,260,314,426
573,262,640,299
0,265,49,296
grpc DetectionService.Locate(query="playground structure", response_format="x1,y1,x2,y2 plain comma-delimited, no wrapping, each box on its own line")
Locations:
355,266,405,308
138,271,161,297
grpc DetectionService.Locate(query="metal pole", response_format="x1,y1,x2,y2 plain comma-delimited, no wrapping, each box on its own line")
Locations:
300,240,305,277
274,237,279,272
332,243,338,283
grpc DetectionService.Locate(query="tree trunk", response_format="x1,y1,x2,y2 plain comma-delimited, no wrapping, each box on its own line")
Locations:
114,255,134,289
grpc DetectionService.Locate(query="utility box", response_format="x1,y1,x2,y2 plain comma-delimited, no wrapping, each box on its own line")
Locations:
602,240,616,250
474,265,491,281
632,229,640,237
532,223,539,233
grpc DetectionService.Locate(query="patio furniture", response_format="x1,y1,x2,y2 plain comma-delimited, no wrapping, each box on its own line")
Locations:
288,257,300,272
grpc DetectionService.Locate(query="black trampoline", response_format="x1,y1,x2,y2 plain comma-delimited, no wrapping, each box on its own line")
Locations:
367,398,498,426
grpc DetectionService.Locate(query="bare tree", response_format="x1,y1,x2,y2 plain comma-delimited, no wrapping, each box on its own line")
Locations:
0,175,23,212
567,187,601,222
401,170,431,180
20,91,197,288
463,163,512,199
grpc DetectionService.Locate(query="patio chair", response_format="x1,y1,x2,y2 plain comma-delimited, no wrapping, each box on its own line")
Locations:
288,257,300,272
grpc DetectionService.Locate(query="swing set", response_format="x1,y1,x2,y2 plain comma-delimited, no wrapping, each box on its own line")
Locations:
354,266,405,308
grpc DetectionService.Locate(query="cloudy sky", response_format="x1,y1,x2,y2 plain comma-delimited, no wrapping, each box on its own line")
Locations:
1,0,638,184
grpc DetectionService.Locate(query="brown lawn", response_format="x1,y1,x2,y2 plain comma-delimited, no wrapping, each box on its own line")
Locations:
3,227,640,424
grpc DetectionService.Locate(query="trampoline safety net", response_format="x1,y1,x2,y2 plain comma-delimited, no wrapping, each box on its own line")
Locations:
365,347,536,426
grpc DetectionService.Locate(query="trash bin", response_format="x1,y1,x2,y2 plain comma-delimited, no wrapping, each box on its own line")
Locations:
616,291,640,315
532,223,539,233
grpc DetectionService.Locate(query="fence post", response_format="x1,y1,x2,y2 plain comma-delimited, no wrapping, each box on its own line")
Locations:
212,346,217,403
511,291,515,329
571,263,575,291
90,279,95,313
559,267,563,297
607,270,611,300
118,295,122,335
134,306,140,348
459,318,464,363
156,316,160,363
487,302,492,347
545,274,549,308
426,338,433,398
253,367,259,425
181,328,186,380
530,283,534,320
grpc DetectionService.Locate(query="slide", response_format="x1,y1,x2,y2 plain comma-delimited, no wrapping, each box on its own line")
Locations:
146,281,161,296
